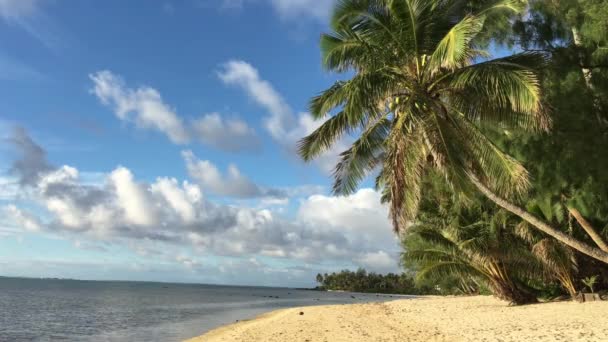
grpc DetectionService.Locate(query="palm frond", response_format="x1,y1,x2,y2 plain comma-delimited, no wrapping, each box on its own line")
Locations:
333,116,390,194
298,111,353,162
427,14,486,73
438,53,550,131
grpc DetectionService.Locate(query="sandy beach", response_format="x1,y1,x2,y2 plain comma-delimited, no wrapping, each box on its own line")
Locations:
187,296,608,342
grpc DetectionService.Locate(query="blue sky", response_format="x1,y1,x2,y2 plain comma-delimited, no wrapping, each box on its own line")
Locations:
0,0,401,287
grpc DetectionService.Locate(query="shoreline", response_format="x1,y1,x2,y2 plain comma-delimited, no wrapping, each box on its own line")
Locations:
186,295,608,341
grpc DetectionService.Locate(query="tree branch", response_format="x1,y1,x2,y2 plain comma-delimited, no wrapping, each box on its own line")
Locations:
468,174,608,264
567,207,608,253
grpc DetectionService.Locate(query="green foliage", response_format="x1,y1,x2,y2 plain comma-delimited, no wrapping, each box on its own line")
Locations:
315,268,436,295
582,275,599,293
401,174,546,304
497,0,608,266
299,0,547,232
309,0,608,303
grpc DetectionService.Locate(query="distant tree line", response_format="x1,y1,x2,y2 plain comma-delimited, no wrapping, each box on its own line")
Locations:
315,269,436,295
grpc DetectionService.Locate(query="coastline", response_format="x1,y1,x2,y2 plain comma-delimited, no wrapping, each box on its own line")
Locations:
186,295,608,341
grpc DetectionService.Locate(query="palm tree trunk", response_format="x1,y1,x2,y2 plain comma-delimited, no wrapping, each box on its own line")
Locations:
469,176,608,264
567,207,608,252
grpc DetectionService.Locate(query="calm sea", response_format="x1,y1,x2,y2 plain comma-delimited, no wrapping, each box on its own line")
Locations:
0,277,404,341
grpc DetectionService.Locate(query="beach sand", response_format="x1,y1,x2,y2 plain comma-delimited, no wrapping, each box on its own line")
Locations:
186,295,608,341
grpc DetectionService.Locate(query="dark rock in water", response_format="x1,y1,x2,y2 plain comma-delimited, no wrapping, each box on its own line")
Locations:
299,311,304,315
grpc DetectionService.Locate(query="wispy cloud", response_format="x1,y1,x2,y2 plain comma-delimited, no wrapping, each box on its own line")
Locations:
217,60,350,173
0,53,45,82
268,0,334,21
0,0,38,22
0,0,66,52
89,70,189,144
215,0,335,21
89,70,260,152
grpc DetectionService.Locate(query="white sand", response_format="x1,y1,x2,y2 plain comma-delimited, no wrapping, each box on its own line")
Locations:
186,295,608,341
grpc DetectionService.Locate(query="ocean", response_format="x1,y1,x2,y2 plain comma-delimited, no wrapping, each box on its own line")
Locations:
0,277,404,341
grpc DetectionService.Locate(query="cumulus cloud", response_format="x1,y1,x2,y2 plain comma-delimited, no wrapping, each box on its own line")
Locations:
192,113,260,152
90,70,259,152
4,127,399,276
3,204,41,232
182,150,285,199
7,126,52,185
217,60,349,173
356,251,398,273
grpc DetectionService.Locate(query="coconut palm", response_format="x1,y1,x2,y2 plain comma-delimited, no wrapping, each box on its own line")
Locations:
298,0,608,263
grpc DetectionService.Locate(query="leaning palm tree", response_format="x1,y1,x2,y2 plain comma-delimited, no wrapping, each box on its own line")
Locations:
298,0,608,263
402,173,542,304
403,216,541,304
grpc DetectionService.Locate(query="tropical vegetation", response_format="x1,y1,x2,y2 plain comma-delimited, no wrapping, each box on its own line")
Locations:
315,269,436,295
303,0,608,304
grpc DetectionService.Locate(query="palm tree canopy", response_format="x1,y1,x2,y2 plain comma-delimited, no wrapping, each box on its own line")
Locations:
299,0,549,231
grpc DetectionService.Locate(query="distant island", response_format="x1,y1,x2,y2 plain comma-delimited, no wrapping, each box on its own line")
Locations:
314,269,435,295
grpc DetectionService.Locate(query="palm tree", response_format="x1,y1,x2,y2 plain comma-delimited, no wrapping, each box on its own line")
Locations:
513,207,579,297
298,0,608,263
401,174,541,304
403,216,541,304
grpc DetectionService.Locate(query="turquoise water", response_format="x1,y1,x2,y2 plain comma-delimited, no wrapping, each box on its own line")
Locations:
0,277,404,341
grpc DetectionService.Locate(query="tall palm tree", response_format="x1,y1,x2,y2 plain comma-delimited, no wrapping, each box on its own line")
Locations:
298,0,608,263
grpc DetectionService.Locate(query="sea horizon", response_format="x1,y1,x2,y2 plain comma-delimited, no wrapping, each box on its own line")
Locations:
0,275,316,290
0,276,403,341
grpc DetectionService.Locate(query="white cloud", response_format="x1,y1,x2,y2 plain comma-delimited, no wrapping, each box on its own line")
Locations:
268,0,334,21
218,60,294,140
109,167,157,226
0,0,64,52
0,176,19,200
0,0,38,22
296,189,399,257
90,71,189,144
90,70,259,151
182,150,285,198
150,177,199,223
216,0,335,21
356,251,398,272
192,112,259,152
3,204,41,232
4,128,400,285
217,60,349,173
